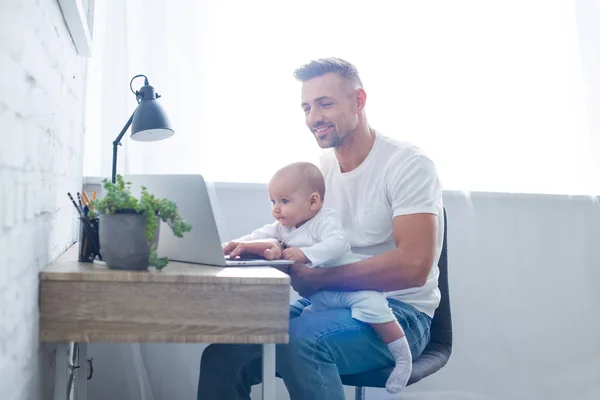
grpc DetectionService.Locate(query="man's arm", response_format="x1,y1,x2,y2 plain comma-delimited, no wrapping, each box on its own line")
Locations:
294,213,438,293
290,152,442,296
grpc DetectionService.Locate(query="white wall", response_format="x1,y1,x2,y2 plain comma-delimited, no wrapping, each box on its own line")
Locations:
398,192,600,400
85,185,600,400
0,1,88,398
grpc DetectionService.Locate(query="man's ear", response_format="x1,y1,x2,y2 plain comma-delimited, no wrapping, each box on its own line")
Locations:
355,87,367,113
309,192,321,210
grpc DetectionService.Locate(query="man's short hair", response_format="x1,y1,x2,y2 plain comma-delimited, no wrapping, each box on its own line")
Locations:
293,57,363,88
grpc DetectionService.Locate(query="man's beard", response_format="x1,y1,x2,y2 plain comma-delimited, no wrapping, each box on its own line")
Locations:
329,134,344,148
312,123,352,148
325,130,351,149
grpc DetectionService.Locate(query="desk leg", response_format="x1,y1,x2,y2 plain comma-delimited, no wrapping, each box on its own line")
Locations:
53,344,69,400
75,343,88,400
262,344,276,400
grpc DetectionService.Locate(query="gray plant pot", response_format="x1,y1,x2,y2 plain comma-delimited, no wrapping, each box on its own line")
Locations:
99,210,159,270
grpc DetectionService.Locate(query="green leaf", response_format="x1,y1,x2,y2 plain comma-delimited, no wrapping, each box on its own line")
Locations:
150,246,169,271
95,174,193,270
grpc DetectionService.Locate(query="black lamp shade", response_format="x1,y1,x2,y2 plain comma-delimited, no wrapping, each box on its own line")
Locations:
111,76,174,183
131,99,174,141
131,83,174,142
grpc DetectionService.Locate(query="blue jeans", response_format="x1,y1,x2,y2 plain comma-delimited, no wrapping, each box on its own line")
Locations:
197,297,432,400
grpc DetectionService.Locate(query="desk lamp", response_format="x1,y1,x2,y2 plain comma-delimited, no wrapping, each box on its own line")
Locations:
111,74,174,183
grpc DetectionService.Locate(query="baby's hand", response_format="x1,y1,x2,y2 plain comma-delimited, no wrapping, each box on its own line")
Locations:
282,247,308,263
263,246,282,260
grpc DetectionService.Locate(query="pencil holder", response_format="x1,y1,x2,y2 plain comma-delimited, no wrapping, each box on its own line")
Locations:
79,217,101,262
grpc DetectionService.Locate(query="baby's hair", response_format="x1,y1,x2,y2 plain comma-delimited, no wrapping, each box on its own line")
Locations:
274,162,326,199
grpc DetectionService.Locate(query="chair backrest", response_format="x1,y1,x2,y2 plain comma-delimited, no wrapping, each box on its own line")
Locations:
340,208,452,391
404,207,451,386
428,208,452,354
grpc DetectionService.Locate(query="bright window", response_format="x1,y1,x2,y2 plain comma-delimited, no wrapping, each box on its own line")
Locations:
84,0,598,195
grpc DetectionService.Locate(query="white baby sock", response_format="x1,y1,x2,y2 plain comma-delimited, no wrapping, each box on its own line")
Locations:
385,336,412,394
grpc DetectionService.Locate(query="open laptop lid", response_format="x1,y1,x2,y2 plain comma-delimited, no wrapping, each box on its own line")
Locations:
126,174,228,266
125,174,292,267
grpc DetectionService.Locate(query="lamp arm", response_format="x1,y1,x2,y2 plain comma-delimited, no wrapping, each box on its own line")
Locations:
111,111,136,183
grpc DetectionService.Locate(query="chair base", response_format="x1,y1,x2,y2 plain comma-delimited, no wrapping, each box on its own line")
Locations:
354,386,365,400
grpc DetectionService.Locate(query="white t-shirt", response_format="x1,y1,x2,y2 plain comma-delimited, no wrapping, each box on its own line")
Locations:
320,132,444,318
234,208,351,267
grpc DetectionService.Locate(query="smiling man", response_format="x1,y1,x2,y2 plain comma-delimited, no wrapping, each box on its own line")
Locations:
197,58,444,400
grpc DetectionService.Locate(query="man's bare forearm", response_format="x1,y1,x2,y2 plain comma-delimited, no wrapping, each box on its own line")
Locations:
316,249,432,292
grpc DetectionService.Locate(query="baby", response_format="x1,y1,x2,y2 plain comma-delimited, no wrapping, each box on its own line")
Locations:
223,162,412,393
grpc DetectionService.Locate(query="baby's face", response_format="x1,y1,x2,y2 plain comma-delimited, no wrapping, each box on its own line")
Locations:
268,177,317,228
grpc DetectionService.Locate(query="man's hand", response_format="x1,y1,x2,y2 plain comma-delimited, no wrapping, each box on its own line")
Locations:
223,240,283,260
222,241,239,254
289,262,323,298
282,247,308,263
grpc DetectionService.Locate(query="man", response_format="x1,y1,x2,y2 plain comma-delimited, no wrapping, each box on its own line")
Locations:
197,58,444,400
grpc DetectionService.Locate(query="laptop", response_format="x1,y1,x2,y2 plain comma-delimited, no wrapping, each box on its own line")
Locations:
125,174,294,267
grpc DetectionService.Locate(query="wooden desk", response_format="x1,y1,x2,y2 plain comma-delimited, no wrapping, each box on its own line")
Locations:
39,245,290,400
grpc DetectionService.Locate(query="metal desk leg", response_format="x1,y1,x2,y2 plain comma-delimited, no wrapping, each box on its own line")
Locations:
75,343,88,400
262,344,276,400
53,344,69,400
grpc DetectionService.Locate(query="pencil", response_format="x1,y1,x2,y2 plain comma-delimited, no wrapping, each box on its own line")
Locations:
67,192,85,218
82,191,90,206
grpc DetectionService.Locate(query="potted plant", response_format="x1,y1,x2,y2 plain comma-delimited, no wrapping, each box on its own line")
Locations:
90,175,192,271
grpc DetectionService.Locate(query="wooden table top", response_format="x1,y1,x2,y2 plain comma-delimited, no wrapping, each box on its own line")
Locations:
41,245,290,285
39,244,291,344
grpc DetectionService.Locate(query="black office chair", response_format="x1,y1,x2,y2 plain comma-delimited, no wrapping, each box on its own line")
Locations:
340,209,451,399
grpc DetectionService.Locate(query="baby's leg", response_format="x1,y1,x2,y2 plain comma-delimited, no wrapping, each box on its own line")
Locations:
344,291,412,394
371,320,404,344
302,291,345,314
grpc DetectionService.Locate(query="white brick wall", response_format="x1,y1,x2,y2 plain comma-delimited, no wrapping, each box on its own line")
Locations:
0,0,88,399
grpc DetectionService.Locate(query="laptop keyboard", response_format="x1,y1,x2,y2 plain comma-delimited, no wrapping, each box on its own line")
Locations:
226,255,269,262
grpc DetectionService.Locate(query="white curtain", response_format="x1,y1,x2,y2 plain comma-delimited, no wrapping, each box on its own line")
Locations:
82,1,600,399
84,0,600,195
